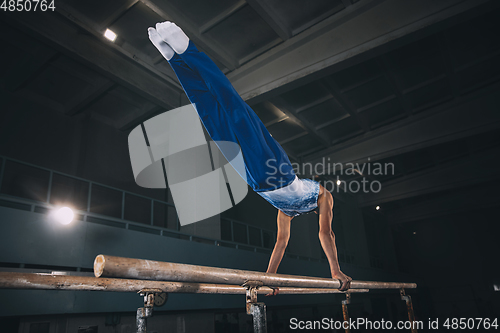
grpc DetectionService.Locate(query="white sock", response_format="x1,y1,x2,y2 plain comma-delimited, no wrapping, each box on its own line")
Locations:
155,21,189,54
148,27,174,60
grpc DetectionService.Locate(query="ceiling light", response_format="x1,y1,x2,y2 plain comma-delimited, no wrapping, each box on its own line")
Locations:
375,206,380,210
53,207,74,225
104,29,117,42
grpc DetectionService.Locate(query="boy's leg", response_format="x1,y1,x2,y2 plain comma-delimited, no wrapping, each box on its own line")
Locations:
155,22,258,123
149,26,217,113
168,53,240,145
150,25,237,143
176,42,296,190
154,22,296,191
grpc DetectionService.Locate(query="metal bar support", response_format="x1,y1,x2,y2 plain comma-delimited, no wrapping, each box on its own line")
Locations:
136,288,161,333
400,288,417,333
342,293,351,333
243,280,267,333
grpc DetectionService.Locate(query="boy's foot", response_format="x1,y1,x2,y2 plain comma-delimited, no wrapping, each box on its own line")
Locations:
155,21,189,54
148,27,174,60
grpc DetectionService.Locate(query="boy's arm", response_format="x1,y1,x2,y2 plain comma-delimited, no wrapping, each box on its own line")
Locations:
266,210,292,274
265,210,293,296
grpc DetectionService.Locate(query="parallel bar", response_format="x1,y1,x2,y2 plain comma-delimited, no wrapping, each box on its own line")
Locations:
401,289,418,333
0,272,368,294
94,255,417,289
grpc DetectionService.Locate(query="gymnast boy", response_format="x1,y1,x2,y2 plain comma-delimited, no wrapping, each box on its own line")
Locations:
148,21,352,292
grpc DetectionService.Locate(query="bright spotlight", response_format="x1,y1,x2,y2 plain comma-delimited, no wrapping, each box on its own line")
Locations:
54,207,74,225
104,29,117,42
336,179,341,186
375,206,380,210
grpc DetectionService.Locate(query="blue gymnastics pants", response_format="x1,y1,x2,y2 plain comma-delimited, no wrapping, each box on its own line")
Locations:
168,41,296,192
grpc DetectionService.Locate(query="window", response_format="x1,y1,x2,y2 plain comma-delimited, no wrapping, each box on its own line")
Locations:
124,193,151,225
1,161,49,202
50,173,89,210
89,184,122,218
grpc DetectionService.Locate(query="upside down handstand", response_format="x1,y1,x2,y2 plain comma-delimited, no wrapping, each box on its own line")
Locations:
148,22,352,292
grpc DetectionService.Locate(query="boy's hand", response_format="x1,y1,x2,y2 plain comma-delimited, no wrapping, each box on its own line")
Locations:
333,272,352,291
265,286,280,297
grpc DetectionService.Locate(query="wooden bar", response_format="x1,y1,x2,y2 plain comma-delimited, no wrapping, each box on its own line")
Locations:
0,272,369,294
94,255,417,289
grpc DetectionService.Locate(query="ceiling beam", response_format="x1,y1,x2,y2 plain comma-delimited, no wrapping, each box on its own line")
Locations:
358,146,500,207
356,95,396,114
99,0,139,29
227,0,495,103
321,78,369,132
0,25,59,92
2,10,181,110
315,114,350,130
15,89,65,113
65,80,116,116
118,105,165,132
338,73,383,94
55,2,181,90
199,0,247,34
267,99,331,148
245,0,292,41
305,81,500,167
377,57,412,117
264,115,288,127
277,132,308,146
401,74,447,95
237,38,282,66
291,2,346,36
296,95,333,114
5,50,58,92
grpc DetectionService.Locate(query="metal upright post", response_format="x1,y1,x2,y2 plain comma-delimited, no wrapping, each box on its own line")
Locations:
342,293,351,333
243,280,267,333
136,288,161,333
400,288,417,333
136,307,152,333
